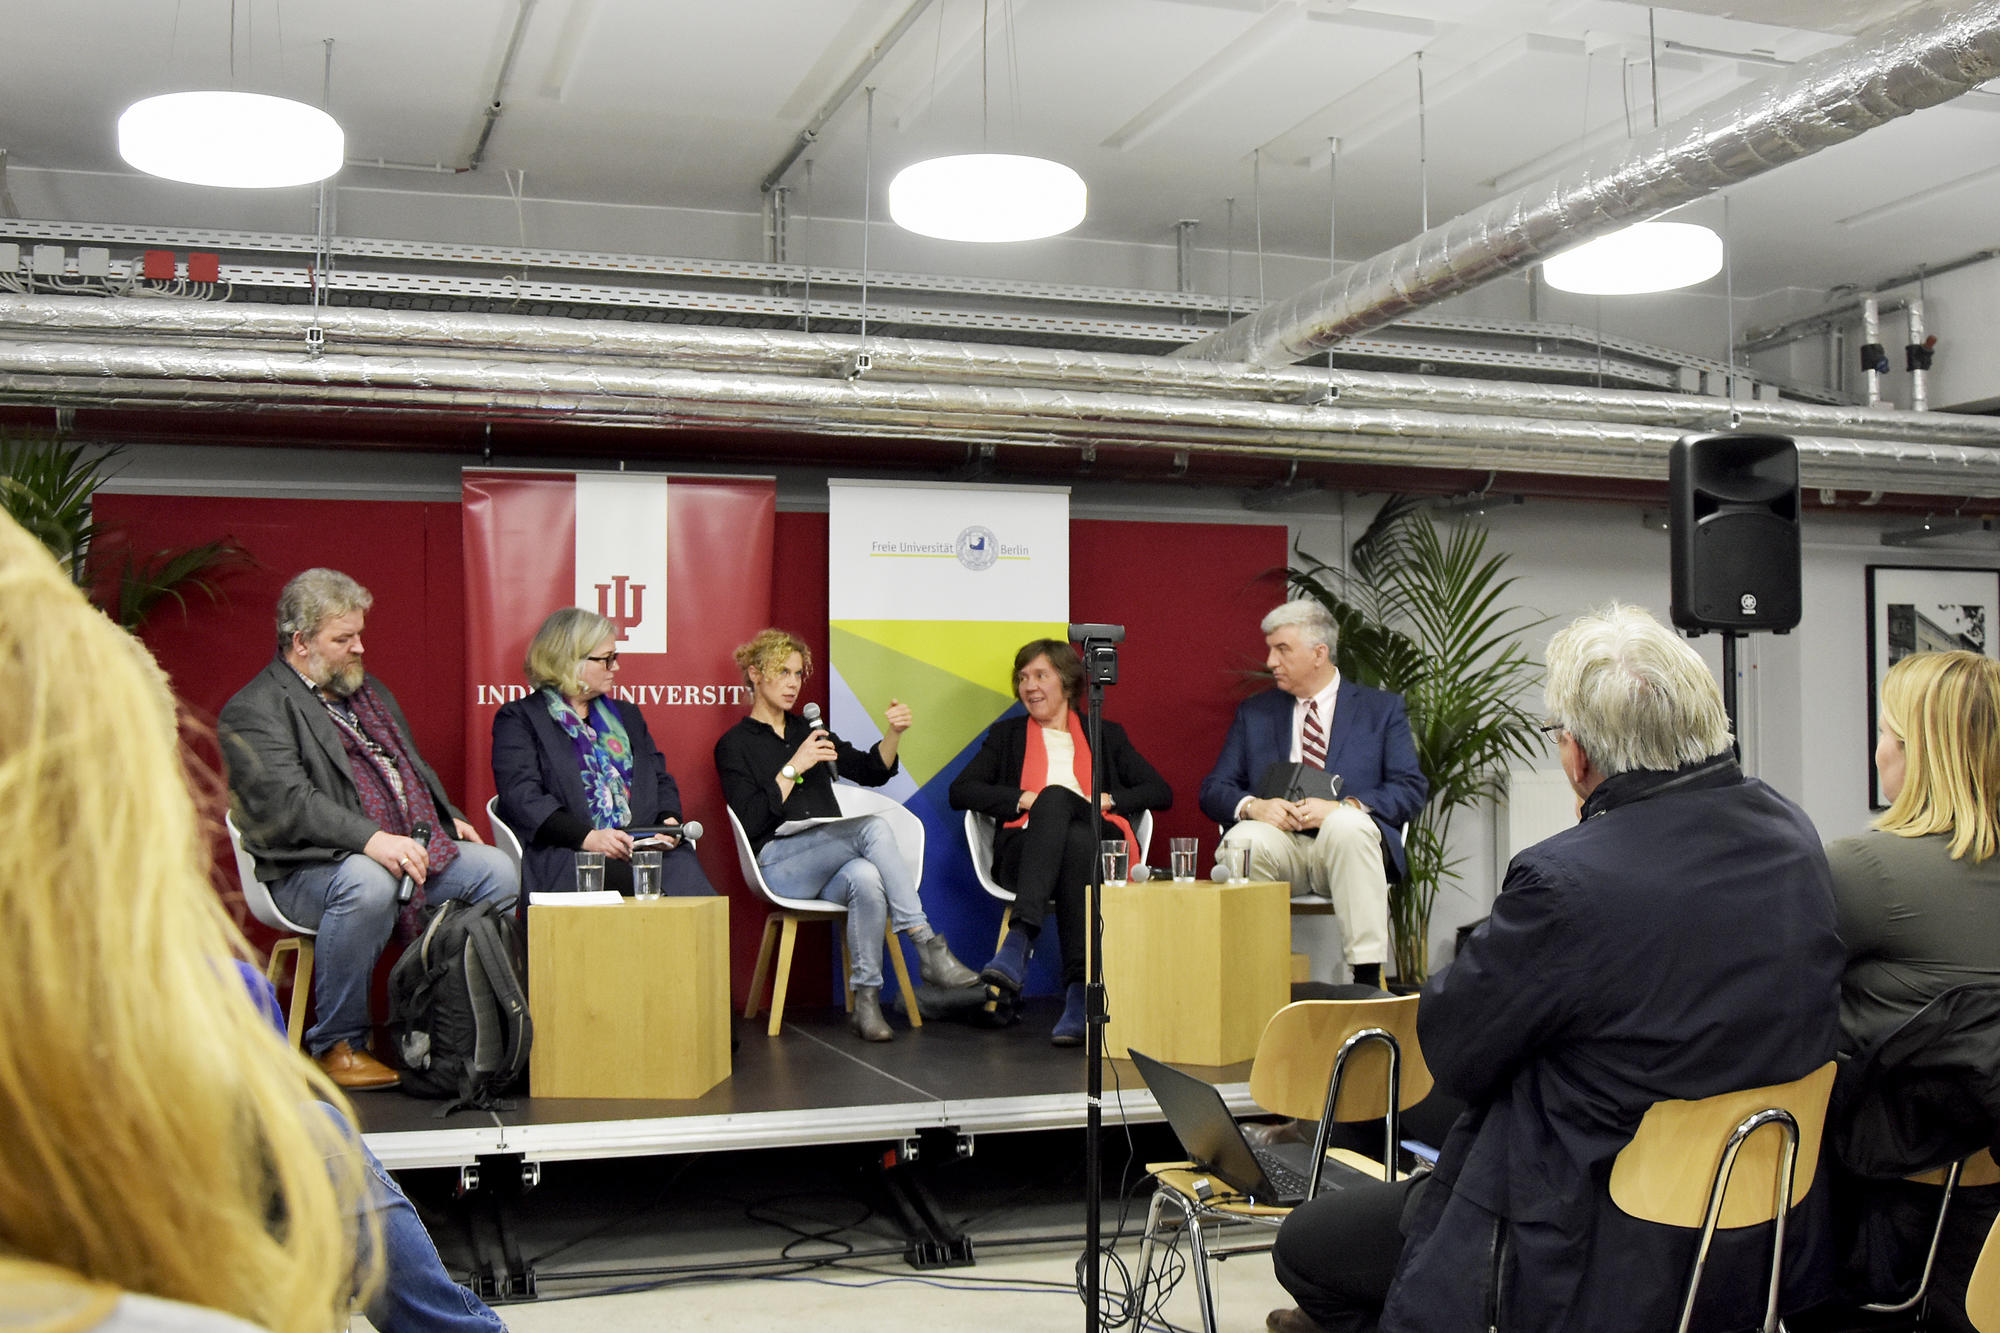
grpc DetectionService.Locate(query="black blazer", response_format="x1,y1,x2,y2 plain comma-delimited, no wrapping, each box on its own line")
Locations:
949,713,1172,852
492,692,684,897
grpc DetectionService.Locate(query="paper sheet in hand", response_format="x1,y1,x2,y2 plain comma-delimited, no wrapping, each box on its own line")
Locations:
773,811,881,838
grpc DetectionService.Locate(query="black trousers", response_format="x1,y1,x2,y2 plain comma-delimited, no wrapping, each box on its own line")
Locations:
993,785,1101,987
1271,1173,1421,1333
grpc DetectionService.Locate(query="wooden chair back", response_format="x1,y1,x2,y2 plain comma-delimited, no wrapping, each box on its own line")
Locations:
1609,1061,1836,1230
1247,996,1432,1123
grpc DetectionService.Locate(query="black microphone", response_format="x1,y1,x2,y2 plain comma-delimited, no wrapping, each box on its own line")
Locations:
396,820,432,904
1127,863,1169,883
658,819,704,847
802,701,825,734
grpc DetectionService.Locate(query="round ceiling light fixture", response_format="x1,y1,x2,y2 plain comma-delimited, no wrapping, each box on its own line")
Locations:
889,153,1087,243
118,91,345,189
1540,221,1723,295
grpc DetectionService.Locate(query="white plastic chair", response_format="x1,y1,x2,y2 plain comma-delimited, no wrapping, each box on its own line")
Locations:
732,785,925,1037
484,795,525,876
966,807,1153,949
224,812,316,1049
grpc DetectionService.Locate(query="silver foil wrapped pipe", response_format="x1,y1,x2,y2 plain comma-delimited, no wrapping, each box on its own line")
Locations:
3,293,1999,450
1179,0,2000,365
5,335,2000,496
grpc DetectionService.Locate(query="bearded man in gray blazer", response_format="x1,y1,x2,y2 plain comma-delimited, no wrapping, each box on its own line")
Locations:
221,568,517,1090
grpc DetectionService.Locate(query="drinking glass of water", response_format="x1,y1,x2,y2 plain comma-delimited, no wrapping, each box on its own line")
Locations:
1170,837,1199,882
574,850,606,893
1099,839,1130,886
632,848,664,900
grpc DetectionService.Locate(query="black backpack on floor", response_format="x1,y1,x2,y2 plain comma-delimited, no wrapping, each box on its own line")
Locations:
388,898,532,1115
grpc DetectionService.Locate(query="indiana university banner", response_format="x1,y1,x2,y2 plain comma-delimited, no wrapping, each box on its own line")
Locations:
827,480,1068,988
460,470,775,853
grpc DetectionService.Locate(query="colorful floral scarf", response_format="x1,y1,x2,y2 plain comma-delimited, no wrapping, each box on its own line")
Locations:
544,688,634,829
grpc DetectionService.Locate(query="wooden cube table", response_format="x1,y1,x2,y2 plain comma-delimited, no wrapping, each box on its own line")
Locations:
527,896,731,1099
1091,878,1290,1066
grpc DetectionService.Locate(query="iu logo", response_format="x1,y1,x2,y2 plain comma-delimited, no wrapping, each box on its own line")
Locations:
1739,592,1758,616
596,574,647,641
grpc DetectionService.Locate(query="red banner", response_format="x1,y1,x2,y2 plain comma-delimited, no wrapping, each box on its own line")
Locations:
461,470,775,848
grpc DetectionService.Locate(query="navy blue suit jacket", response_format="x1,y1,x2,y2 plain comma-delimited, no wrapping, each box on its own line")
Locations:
1197,679,1427,879
493,693,694,897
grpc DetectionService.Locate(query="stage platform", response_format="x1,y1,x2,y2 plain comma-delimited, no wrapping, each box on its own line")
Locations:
357,996,1257,1171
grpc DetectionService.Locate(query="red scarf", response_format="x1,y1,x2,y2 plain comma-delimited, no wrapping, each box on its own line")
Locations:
1006,710,1136,849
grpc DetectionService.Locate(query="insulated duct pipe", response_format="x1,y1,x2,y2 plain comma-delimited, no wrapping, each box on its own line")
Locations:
6,294,2000,451
1178,0,2000,366
1908,296,1930,411
1863,296,1884,406
5,336,2000,496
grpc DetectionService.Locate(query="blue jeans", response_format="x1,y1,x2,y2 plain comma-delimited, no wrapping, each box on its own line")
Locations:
310,1101,506,1333
757,815,929,988
273,843,518,1056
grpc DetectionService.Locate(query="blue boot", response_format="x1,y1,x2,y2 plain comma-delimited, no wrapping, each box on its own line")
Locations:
1052,981,1087,1047
979,926,1033,994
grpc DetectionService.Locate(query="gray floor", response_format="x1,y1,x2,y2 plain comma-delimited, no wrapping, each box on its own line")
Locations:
384,1127,1294,1333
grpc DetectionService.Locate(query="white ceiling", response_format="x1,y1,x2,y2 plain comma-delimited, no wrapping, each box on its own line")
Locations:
1,0,1996,305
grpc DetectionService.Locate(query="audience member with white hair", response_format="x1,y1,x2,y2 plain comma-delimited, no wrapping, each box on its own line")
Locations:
1266,603,1842,1333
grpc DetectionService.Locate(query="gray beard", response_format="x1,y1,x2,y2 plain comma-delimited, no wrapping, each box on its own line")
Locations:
307,652,366,699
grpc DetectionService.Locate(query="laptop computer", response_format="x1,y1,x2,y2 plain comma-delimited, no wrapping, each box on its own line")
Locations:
1130,1048,1344,1207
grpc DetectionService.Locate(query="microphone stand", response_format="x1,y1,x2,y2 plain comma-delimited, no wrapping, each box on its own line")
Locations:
1070,623,1123,1333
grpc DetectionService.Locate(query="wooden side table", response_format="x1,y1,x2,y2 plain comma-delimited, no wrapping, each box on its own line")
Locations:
527,896,731,1099
1091,878,1290,1066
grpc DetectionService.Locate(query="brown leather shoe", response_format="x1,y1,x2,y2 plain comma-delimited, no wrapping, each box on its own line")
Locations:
1266,1308,1335,1333
317,1041,400,1090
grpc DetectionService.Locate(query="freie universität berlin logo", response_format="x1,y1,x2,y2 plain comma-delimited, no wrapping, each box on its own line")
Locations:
956,525,998,571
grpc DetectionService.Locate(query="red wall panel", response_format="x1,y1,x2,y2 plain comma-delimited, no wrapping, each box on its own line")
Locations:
98,493,1286,1009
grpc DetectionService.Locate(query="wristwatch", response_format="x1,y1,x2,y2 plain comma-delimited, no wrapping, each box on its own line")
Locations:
781,764,800,783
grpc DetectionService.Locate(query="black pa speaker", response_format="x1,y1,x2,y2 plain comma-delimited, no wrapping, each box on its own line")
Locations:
1669,433,1801,634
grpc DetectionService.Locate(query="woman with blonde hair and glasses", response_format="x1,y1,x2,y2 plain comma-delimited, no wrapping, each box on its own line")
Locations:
493,606,714,898
1830,648,2000,1052
0,513,375,1333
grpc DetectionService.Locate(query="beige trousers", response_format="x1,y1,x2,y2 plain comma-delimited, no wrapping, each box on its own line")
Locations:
1221,805,1389,965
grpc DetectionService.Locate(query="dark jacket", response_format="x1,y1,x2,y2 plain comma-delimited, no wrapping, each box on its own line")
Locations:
220,659,463,882
948,712,1172,837
1381,759,1843,1333
492,692,692,897
1197,680,1427,879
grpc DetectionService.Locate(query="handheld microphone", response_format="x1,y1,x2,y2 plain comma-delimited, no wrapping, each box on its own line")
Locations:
1127,864,1168,883
396,820,432,903
802,702,824,733
668,819,704,847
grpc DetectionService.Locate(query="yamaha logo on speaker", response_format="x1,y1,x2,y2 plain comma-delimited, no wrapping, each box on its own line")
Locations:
1740,593,1758,615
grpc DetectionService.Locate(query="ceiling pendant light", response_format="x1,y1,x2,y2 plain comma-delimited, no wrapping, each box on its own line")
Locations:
118,91,344,189
889,153,1086,243
1541,221,1723,296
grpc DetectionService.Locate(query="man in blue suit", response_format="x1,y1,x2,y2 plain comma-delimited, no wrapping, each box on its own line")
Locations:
1199,599,1427,988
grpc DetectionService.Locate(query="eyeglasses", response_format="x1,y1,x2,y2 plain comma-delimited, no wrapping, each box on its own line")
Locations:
1538,722,1565,739
585,653,620,668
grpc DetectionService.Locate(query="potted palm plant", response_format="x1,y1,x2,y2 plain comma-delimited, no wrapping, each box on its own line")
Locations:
0,428,252,630
1289,496,1549,982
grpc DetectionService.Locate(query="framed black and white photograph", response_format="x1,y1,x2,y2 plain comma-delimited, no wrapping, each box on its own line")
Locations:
1865,564,2000,807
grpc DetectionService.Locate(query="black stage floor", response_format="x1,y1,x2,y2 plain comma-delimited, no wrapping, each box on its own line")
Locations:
355,996,1257,1170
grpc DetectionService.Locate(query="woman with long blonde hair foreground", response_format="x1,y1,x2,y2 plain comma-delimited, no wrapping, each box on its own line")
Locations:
0,512,375,1333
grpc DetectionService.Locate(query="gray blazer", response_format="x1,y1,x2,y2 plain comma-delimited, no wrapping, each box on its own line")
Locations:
219,658,464,883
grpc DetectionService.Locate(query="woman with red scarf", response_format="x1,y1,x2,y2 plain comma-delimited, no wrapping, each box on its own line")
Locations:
950,639,1172,1045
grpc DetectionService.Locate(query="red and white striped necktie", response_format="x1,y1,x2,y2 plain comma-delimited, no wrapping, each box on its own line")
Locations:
1302,698,1328,769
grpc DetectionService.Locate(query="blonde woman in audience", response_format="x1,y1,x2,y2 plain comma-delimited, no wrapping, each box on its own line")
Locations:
1830,648,2000,1051
0,512,374,1333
